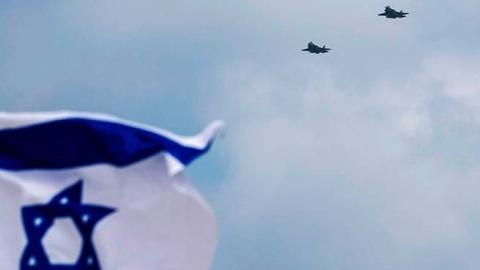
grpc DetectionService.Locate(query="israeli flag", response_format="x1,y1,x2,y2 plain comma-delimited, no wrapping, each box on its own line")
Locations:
0,112,222,270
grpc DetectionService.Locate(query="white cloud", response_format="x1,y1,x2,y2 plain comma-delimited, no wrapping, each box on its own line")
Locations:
206,52,480,269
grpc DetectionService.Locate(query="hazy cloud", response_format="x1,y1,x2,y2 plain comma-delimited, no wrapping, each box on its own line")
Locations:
206,51,480,269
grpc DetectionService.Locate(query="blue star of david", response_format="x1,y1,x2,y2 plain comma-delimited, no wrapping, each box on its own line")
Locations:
20,180,115,270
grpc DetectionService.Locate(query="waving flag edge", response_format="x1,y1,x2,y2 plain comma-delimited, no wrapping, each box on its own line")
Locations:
0,111,224,175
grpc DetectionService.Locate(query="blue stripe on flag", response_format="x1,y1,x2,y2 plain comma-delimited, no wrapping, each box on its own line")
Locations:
0,118,212,170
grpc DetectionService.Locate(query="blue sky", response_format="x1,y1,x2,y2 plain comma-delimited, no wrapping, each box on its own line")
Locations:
3,0,480,269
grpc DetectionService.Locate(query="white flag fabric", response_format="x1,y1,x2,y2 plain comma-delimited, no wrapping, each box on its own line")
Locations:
0,111,222,270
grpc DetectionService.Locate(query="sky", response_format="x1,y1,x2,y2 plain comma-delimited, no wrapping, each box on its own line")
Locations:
2,0,480,269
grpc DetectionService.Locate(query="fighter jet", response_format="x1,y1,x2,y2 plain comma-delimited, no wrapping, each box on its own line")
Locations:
302,42,331,54
378,6,409,19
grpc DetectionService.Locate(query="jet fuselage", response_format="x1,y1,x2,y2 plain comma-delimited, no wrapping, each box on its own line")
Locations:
378,6,409,19
302,43,331,54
